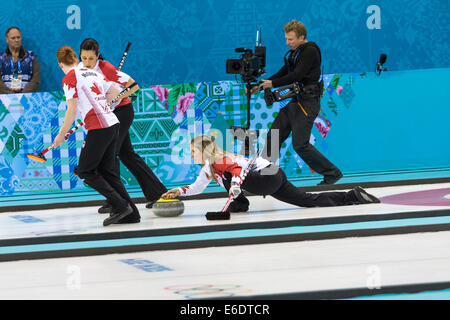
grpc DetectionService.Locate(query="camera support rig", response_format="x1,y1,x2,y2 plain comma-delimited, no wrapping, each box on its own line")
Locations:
262,82,301,106
230,82,259,157
226,29,266,157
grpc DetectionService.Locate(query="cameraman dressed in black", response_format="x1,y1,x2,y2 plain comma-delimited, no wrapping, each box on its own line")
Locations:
256,20,342,185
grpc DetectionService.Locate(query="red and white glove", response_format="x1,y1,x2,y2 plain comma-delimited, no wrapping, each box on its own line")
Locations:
229,183,241,199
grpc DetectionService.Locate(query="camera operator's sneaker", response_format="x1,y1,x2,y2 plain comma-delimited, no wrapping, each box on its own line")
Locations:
352,186,380,204
317,171,343,185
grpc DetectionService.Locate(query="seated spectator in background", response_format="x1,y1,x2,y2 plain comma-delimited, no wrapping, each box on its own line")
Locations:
0,27,40,94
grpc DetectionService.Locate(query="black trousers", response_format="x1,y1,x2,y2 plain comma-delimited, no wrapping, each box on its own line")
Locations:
75,124,138,213
113,103,168,201
263,96,340,178
224,165,357,208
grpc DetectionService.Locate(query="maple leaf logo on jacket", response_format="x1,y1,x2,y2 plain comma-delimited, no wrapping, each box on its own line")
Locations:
90,82,102,95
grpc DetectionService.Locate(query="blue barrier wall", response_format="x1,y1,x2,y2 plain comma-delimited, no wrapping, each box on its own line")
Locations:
0,68,449,196
1,0,449,92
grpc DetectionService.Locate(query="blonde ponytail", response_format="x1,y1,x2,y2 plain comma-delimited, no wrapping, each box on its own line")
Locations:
190,135,236,183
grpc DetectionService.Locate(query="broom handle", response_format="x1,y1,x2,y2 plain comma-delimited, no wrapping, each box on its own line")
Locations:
40,119,84,156
118,42,132,71
107,81,138,108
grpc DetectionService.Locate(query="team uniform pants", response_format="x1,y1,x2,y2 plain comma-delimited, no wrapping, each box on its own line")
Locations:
224,165,357,208
113,103,168,201
263,96,340,178
75,124,138,213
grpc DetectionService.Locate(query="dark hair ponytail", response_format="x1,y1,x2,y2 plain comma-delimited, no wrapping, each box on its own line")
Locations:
79,38,105,60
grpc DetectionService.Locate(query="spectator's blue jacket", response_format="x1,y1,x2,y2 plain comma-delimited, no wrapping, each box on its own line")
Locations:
0,47,36,90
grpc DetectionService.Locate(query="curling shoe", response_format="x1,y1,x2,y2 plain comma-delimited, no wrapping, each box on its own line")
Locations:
115,210,141,224
98,202,112,214
352,186,380,204
227,200,249,213
103,204,133,226
145,199,157,209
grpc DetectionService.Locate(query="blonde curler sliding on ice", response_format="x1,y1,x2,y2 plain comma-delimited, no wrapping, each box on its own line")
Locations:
190,135,260,220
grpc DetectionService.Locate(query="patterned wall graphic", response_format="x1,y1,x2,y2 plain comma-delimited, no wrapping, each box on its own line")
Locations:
0,75,332,194
0,0,448,92
1,67,450,196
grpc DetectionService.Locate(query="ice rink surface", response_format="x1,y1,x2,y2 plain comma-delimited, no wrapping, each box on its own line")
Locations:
0,183,449,300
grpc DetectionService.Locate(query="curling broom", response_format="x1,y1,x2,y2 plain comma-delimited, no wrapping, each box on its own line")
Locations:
27,119,84,163
206,150,261,220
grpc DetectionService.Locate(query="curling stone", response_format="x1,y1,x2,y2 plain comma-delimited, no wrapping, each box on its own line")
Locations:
152,198,184,217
